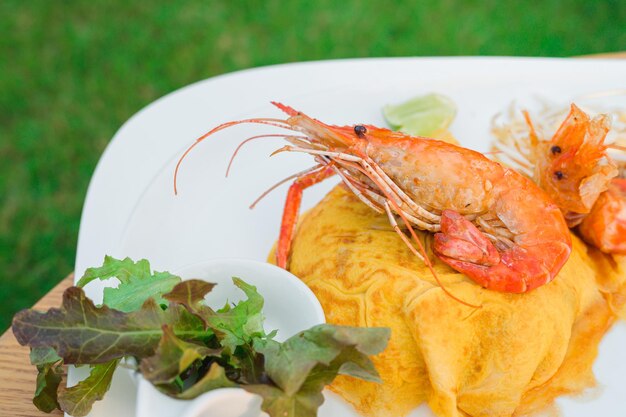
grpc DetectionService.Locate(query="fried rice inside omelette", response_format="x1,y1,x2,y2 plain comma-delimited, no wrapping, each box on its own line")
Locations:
270,184,626,417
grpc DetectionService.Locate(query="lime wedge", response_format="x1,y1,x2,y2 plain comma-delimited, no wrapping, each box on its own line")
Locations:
383,93,457,136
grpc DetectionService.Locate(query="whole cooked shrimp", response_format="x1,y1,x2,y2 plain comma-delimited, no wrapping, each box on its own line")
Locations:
175,102,572,294
492,103,625,253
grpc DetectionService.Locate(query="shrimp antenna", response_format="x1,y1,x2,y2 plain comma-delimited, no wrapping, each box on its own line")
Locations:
249,164,323,209
522,110,540,147
174,118,291,195
226,134,301,178
607,144,626,152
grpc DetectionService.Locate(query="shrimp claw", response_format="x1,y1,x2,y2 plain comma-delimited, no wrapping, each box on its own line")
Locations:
434,210,500,266
434,209,564,293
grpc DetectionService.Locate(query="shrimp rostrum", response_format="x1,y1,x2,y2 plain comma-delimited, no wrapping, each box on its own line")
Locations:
175,103,572,294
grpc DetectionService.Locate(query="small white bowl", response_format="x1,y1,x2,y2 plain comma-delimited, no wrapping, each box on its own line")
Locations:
181,388,267,417
135,258,325,417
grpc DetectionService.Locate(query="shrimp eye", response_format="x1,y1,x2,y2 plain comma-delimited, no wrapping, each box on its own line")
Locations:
554,171,564,180
551,146,562,155
354,125,367,138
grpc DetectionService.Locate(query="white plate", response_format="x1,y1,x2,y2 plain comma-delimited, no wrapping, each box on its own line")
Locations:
73,57,626,417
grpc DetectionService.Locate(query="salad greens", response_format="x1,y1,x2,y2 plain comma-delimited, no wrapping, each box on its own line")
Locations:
12,257,390,417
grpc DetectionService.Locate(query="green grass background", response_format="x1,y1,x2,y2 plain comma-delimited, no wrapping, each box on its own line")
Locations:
1,0,625,330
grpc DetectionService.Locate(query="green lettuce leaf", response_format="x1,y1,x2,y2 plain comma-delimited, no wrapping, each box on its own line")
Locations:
30,347,62,366
174,362,237,400
245,324,390,417
258,324,389,395
33,361,63,413
265,346,378,417
77,256,181,312
57,360,118,417
140,325,220,385
244,383,322,417
12,286,208,364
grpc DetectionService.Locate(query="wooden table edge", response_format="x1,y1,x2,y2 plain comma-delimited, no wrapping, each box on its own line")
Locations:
2,52,624,417
578,51,626,59
0,274,73,416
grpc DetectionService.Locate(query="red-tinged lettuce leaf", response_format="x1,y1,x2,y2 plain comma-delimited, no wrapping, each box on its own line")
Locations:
12,286,209,364
173,362,237,400
256,324,390,396
57,360,118,417
33,362,63,413
163,280,216,308
140,325,221,385
163,280,216,326
77,256,181,312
